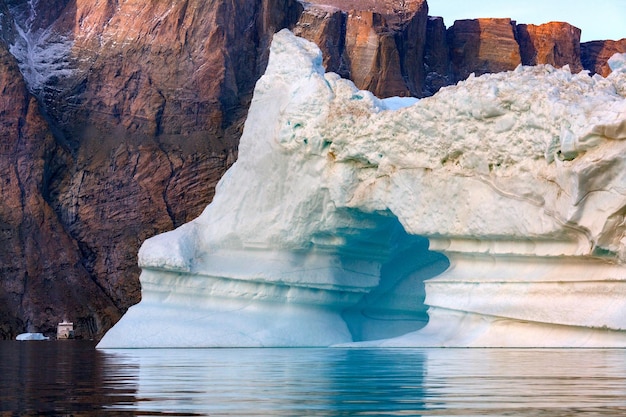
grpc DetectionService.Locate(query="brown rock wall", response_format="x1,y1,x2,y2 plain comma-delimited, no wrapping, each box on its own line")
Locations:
582,39,626,77
293,6,347,75
0,41,118,339
394,0,429,96
448,18,521,83
344,10,408,97
516,22,582,72
0,0,303,339
297,0,429,97
423,16,450,95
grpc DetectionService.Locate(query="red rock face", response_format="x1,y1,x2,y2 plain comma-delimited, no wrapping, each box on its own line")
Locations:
293,6,347,76
448,18,521,82
516,22,582,73
343,10,408,97
582,39,626,77
294,0,429,97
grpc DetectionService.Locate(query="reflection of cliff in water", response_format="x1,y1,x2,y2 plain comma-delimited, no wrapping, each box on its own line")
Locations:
0,341,138,416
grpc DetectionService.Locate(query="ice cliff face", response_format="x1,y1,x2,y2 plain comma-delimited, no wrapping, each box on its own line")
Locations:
98,30,626,348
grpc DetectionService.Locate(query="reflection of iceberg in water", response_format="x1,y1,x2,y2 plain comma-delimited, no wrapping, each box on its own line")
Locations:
100,348,626,415
102,348,429,415
422,349,626,414
98,30,626,348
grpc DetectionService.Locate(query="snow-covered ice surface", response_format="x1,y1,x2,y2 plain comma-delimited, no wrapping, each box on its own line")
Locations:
98,30,626,348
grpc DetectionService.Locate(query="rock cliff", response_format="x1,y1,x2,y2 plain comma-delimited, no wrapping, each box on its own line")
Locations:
582,39,626,77
516,21,582,73
0,40,118,338
1,0,303,339
0,0,623,339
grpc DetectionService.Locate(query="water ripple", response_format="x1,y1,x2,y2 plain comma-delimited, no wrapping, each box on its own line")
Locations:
2,342,626,416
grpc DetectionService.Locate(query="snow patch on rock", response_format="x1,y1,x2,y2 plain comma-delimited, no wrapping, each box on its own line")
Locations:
7,0,74,93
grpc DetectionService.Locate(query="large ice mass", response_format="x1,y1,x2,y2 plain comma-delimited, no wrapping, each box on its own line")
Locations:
98,30,626,348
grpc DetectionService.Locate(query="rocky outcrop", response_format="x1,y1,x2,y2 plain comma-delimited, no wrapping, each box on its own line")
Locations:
343,10,408,97
295,0,428,97
293,5,347,76
516,22,582,73
447,18,521,82
423,16,451,95
582,39,626,77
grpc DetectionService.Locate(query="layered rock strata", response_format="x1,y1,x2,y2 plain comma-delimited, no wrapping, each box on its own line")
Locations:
582,39,626,77
295,0,429,97
516,21,582,72
296,4,609,96
447,18,521,82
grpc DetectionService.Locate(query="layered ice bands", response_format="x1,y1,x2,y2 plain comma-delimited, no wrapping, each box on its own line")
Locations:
98,30,626,348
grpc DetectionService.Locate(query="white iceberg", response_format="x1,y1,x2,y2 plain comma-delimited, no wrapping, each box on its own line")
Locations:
98,30,626,348
16,332,49,341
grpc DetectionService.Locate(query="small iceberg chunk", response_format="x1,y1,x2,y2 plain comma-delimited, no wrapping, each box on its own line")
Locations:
16,332,49,341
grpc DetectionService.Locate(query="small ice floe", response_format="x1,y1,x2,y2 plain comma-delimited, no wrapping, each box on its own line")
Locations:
16,333,49,341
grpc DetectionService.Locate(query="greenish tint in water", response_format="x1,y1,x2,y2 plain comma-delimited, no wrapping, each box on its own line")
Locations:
2,341,626,416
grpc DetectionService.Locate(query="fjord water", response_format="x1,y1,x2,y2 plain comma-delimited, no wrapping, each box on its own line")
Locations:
2,341,626,416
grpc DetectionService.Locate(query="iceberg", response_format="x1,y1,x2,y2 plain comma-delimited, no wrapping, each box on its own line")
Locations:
16,332,49,341
98,30,626,348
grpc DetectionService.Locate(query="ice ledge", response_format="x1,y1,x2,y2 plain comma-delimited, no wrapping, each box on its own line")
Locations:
99,30,626,348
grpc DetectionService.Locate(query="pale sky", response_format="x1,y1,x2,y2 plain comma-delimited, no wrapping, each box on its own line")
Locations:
426,0,626,42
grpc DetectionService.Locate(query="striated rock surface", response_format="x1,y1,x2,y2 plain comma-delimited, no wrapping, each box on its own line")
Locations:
296,0,429,97
0,0,303,339
582,39,626,77
293,5,346,76
447,18,521,82
0,41,118,339
516,21,582,73
295,9,623,97
343,10,408,97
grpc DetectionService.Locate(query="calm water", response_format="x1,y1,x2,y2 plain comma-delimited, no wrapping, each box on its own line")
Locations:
1,341,626,416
